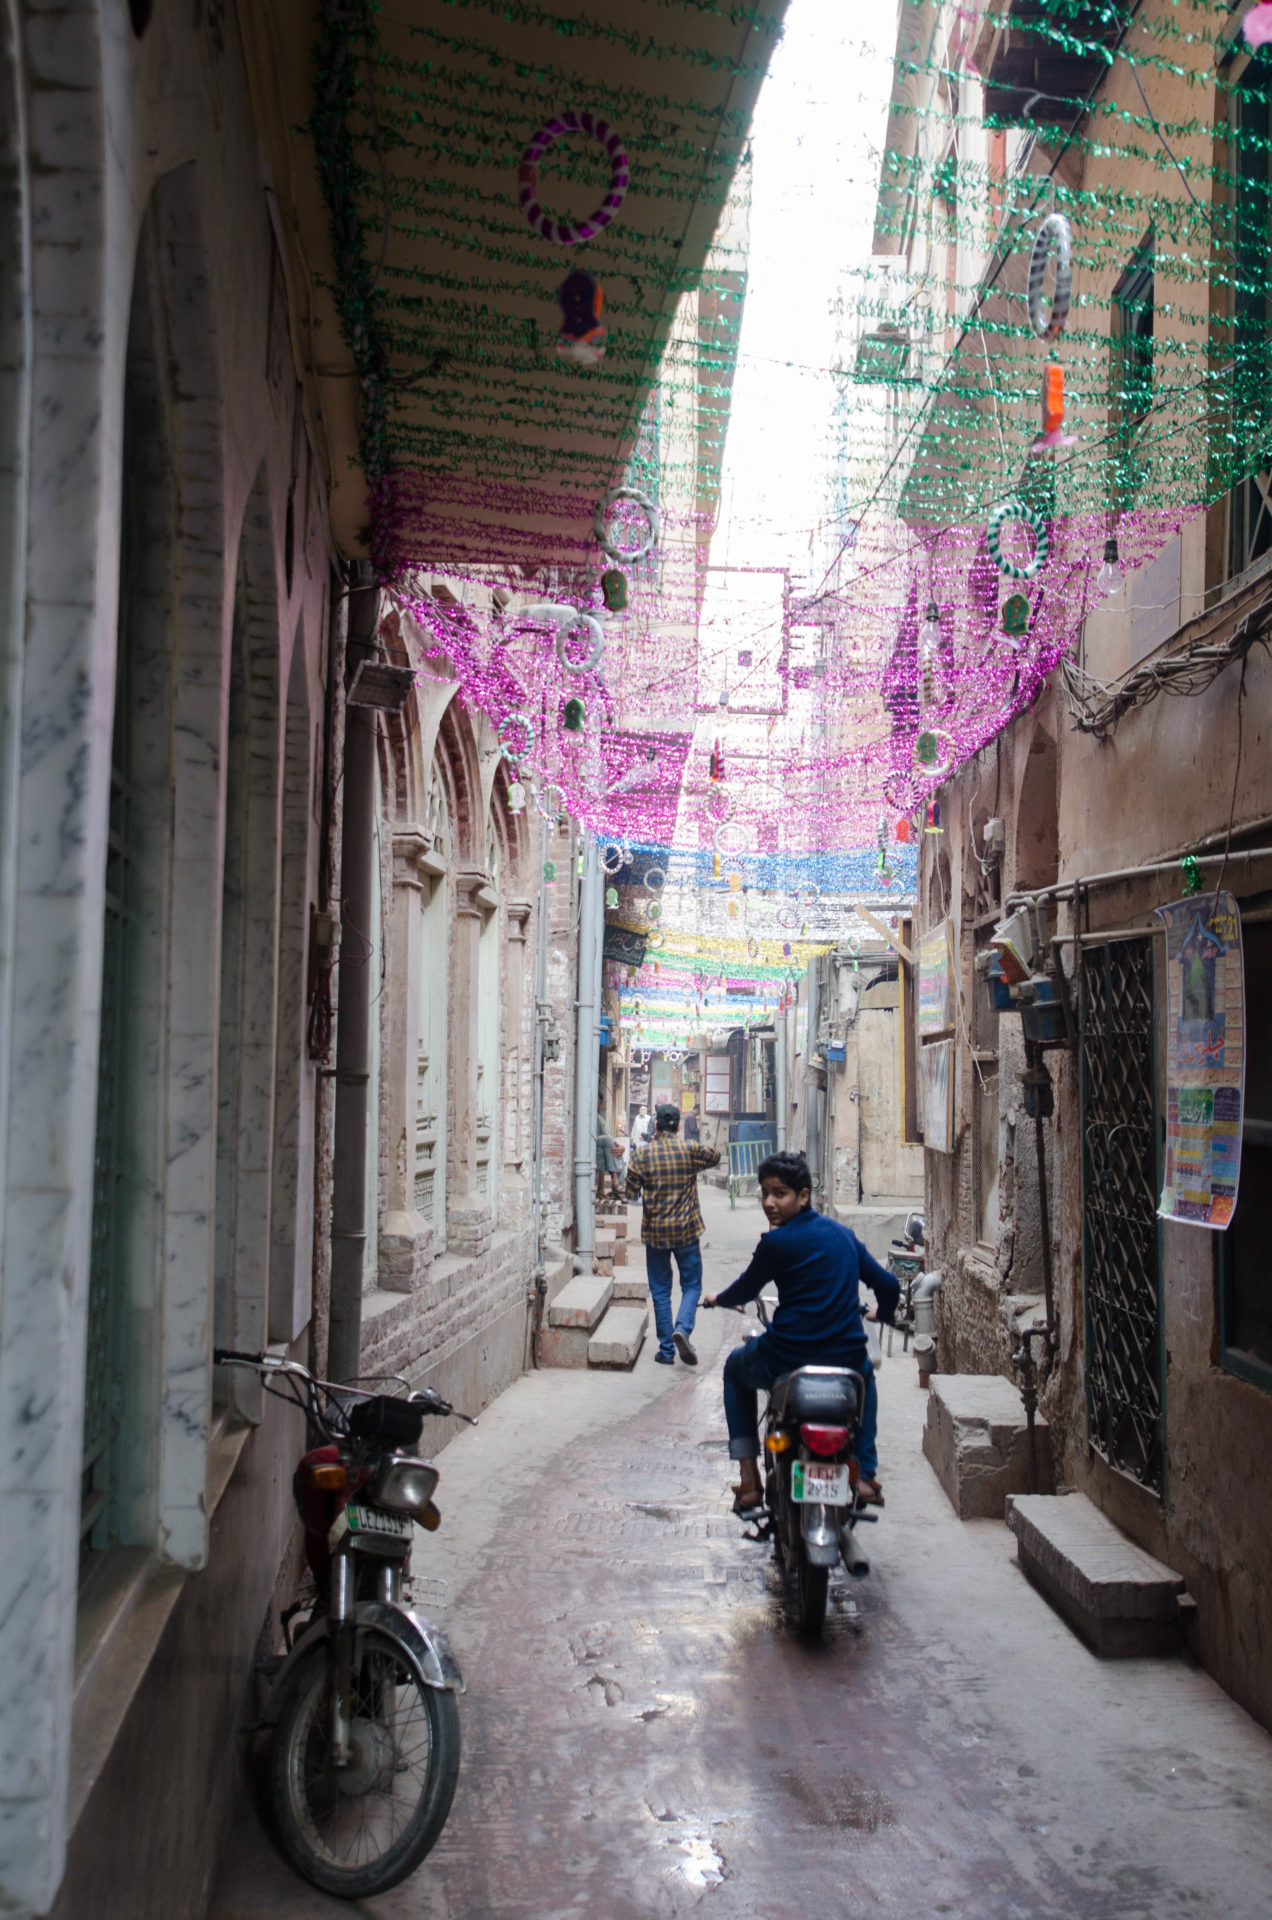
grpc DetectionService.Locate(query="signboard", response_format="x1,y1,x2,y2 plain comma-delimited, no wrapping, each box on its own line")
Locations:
917,920,954,1038
918,1037,954,1154
602,924,648,968
705,1052,732,1115
1155,890,1245,1229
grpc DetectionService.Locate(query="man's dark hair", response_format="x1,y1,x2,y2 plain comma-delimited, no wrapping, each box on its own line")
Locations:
654,1103,681,1133
757,1150,812,1194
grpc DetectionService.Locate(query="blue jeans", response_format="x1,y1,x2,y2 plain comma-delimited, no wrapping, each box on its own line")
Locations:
722,1333,878,1478
645,1241,703,1359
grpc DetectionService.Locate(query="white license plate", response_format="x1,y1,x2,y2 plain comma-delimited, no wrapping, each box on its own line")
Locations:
345,1503,411,1538
791,1461,849,1504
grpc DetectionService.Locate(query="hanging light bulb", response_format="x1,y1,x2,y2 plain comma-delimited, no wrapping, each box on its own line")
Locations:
918,601,942,706
1096,536,1124,599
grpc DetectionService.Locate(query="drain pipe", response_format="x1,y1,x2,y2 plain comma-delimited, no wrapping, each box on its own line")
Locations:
775,1002,789,1151
805,961,823,1194
572,832,601,1270
528,812,551,1364
327,564,379,1384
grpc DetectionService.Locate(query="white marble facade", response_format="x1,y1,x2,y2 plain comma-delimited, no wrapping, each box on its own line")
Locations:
0,4,331,1910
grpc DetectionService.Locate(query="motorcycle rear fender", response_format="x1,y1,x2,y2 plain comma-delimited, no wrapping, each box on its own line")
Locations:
263,1599,465,1723
800,1500,840,1567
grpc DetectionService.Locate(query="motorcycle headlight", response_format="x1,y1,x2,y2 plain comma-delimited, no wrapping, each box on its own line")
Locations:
370,1455,439,1517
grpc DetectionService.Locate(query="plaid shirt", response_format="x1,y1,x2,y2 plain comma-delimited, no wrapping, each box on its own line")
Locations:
626,1133,721,1247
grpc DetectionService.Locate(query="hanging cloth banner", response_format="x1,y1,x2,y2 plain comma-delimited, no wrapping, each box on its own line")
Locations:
1155,891,1245,1229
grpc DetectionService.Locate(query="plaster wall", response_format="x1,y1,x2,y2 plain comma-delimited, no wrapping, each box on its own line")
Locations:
0,3,335,1910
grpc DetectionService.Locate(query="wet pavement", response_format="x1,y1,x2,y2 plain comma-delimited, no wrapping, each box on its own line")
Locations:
211,1189,1272,1919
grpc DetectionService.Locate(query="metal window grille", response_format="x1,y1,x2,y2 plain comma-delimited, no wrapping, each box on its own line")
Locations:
1080,937,1165,1495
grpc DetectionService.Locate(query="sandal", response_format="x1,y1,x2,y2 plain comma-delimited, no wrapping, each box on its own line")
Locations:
731,1488,766,1516
857,1477,885,1508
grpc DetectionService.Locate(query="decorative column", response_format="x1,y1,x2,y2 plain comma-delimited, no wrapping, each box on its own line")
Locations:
379,825,444,1290
447,867,496,1257
501,899,532,1228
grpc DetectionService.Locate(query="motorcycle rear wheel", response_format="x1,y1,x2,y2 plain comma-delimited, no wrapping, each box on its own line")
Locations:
271,1626,461,1898
795,1547,829,1636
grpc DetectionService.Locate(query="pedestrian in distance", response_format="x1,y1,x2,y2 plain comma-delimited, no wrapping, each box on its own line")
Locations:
626,1103,721,1366
630,1105,653,1147
703,1150,899,1512
595,1098,624,1201
683,1108,701,1144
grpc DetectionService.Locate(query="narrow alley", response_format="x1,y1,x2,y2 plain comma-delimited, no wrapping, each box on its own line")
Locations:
210,1190,1272,1920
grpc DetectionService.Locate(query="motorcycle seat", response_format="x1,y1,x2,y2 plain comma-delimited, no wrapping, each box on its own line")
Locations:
769,1364,863,1426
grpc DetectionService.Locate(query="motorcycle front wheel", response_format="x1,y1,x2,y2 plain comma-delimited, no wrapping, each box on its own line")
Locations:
271,1626,461,1898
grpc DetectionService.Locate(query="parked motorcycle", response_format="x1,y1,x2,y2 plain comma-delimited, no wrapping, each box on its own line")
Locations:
714,1297,877,1636
885,1209,925,1353
215,1349,469,1899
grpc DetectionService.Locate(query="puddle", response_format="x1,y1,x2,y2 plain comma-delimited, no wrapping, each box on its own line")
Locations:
670,1824,725,1888
647,1807,726,1888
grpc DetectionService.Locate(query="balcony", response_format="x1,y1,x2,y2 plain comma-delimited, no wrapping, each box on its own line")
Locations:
972,1,1130,127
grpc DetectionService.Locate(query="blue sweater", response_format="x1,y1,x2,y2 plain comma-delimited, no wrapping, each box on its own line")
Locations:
715,1208,901,1371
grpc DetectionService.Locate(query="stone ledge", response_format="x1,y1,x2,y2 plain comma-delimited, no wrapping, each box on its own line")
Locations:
547,1274,614,1332
1006,1492,1189,1657
923,1372,1053,1519
612,1274,647,1303
588,1304,648,1370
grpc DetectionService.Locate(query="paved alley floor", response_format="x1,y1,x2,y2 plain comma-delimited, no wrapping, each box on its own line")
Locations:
210,1188,1272,1919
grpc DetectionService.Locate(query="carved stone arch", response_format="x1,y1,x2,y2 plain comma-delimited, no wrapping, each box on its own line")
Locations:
489,756,530,884
214,460,282,1403
1014,723,1059,892
436,695,482,866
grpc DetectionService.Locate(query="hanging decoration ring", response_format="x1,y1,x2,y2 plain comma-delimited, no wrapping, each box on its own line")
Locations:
913,728,958,779
601,841,626,875
556,610,605,674
987,498,1049,581
714,821,748,854
537,780,567,820
518,111,630,246
594,487,659,562
498,712,534,762
643,865,666,893
1027,212,1073,341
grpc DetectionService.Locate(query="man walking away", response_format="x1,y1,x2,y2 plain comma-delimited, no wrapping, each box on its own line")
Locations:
626,1103,720,1366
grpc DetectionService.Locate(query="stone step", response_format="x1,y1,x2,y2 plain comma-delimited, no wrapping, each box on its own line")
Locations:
588,1304,648,1370
922,1372,1053,1519
538,1274,615,1368
612,1273,646,1303
1006,1492,1190,1657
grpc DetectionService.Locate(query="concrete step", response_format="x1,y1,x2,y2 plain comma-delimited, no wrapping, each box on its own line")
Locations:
1006,1492,1190,1657
612,1273,647,1303
588,1303,648,1370
595,1229,616,1277
538,1274,614,1368
923,1372,1053,1519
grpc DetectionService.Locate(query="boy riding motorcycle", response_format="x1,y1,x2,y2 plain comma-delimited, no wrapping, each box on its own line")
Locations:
703,1150,900,1513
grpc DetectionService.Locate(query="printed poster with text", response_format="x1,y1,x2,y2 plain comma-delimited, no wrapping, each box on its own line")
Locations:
1155,890,1245,1229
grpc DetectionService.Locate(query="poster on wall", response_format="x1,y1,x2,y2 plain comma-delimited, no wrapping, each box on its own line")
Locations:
918,1037,954,1154
705,1052,732,1115
1155,891,1245,1229
918,921,954,1038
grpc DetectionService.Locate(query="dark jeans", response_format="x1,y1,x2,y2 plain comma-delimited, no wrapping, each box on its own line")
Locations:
722,1333,878,1477
645,1240,703,1358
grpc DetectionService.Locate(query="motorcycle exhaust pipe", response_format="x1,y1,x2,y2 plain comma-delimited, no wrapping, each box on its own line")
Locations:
834,1514,870,1578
